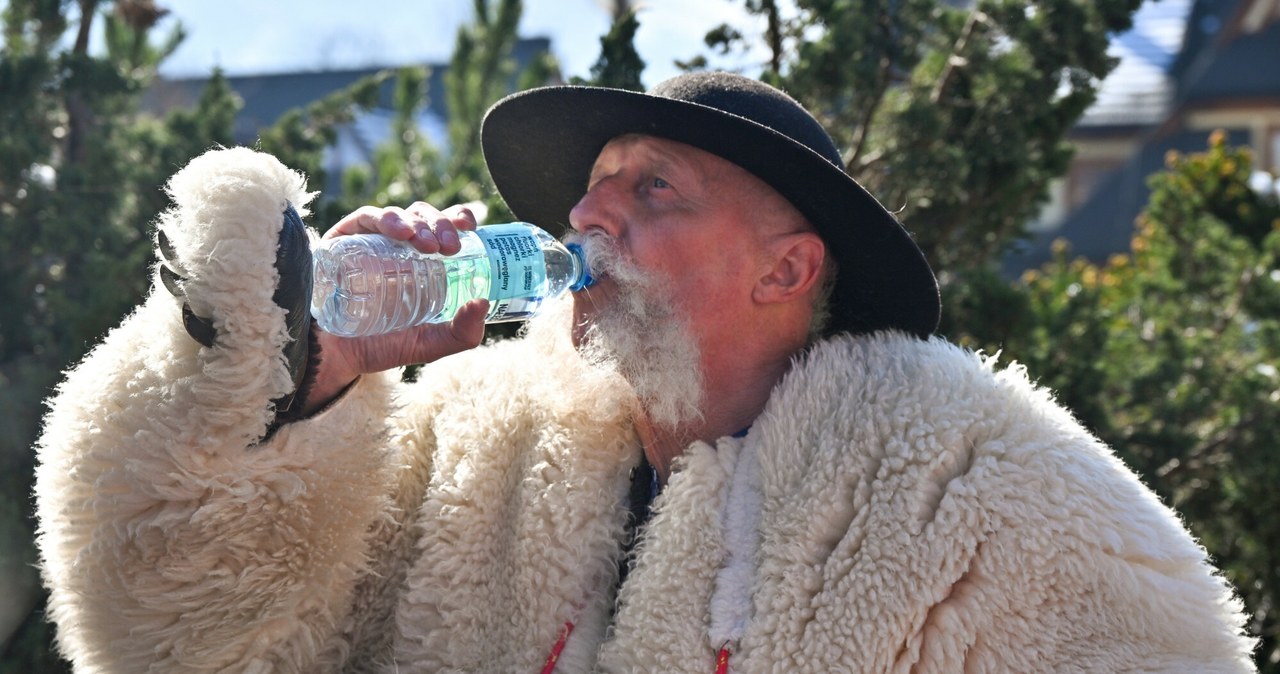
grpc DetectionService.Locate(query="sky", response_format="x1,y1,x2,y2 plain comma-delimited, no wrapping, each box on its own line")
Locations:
150,0,773,88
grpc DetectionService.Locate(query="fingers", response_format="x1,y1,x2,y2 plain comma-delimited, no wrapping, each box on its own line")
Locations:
405,202,479,256
433,203,480,232
324,202,481,256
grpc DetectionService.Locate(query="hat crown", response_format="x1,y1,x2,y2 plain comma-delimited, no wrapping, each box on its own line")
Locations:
650,72,844,170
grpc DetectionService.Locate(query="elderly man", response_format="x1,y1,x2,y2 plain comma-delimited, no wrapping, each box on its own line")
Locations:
35,72,1255,673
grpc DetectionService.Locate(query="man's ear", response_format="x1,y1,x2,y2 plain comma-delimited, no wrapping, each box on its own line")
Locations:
753,233,826,305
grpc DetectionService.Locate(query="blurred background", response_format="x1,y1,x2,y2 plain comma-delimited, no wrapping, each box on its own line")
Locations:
2,0,1278,670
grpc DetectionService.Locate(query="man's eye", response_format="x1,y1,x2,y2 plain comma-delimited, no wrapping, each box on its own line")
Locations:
653,177,670,189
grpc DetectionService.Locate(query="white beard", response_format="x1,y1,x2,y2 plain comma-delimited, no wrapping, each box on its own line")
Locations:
540,231,705,431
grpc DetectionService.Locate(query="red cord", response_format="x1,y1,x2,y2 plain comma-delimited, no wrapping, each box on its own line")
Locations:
715,646,731,674
541,622,575,674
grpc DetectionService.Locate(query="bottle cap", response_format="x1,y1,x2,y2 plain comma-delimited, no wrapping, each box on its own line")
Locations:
565,242,594,291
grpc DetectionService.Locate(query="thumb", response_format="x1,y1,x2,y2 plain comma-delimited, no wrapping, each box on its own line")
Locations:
394,299,489,366
435,299,488,354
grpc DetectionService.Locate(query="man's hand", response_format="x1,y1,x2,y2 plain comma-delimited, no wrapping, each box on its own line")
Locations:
302,202,490,415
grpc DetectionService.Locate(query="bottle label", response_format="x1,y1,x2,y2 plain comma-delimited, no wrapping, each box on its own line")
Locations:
477,224,547,320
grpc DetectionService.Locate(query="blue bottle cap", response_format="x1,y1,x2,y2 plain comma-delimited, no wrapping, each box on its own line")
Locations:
565,242,594,291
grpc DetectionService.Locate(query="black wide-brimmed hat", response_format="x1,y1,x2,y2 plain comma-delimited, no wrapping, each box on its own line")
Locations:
480,71,940,337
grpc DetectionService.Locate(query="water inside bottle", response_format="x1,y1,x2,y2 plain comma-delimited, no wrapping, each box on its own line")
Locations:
440,253,491,322
312,226,589,336
314,235,488,336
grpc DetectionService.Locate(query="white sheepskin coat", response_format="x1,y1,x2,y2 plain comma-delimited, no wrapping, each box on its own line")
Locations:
35,148,1257,673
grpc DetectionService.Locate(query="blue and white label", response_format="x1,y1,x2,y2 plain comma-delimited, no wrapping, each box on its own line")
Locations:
477,224,547,320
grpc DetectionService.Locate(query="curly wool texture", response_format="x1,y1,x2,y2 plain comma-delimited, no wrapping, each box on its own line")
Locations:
596,333,1256,673
35,148,401,673
35,147,1257,673
156,146,317,444
385,298,642,673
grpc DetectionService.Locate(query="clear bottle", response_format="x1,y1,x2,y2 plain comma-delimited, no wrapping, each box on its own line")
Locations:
311,222,593,337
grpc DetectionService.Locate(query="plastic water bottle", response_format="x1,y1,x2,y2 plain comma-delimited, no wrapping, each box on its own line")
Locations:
311,222,593,337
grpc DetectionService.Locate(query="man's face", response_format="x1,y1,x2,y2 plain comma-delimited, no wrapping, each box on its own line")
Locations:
567,135,776,347
562,135,781,428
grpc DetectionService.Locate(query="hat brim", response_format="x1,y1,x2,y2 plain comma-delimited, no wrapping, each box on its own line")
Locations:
481,85,940,337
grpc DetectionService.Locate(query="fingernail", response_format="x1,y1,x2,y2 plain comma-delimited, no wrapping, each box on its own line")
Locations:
441,229,459,248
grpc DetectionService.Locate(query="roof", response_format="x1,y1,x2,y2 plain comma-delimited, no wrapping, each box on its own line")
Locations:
1008,0,1279,274
144,67,428,143
141,37,553,144
1176,0,1280,102
1004,127,1254,273
1078,0,1194,127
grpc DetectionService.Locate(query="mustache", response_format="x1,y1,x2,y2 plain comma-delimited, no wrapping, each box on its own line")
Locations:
563,230,627,281
562,230,665,318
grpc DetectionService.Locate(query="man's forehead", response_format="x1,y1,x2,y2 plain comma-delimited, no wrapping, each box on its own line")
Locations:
591,134,736,181
587,133,809,233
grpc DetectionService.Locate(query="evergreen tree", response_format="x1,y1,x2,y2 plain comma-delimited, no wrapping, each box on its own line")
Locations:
1,0,198,667
328,0,557,227
443,0,534,213
572,8,645,91
1015,135,1280,668
0,1,391,666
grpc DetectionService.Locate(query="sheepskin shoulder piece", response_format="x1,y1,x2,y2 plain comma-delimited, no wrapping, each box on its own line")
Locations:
597,332,1258,673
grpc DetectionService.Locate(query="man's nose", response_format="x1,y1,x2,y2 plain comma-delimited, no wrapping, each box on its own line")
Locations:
568,176,624,238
